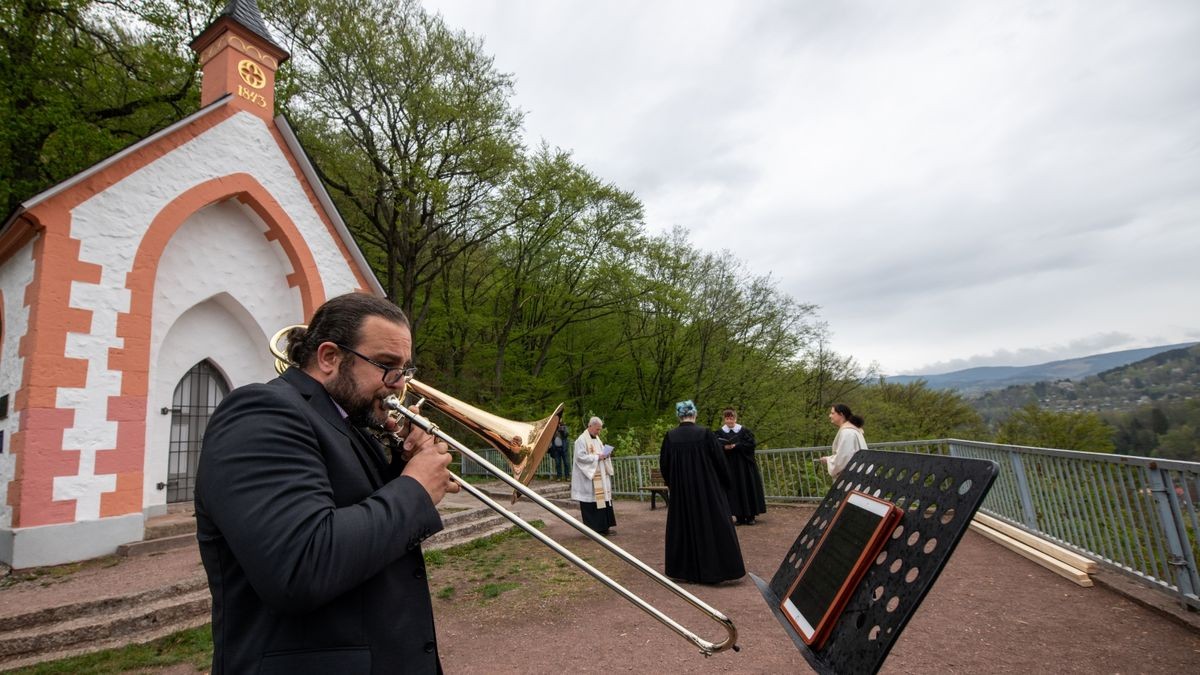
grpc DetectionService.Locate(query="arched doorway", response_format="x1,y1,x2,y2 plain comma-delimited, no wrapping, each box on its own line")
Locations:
166,360,229,503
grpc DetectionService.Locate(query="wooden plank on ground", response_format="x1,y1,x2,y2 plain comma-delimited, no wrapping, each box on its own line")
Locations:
973,513,1098,573
969,521,1093,588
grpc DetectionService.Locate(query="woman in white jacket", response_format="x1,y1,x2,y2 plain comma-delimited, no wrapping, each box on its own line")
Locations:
818,404,866,480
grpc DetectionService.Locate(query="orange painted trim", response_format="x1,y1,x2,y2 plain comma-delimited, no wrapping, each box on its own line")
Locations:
99,173,326,517
268,124,376,294
0,215,39,264
7,203,98,526
31,104,243,220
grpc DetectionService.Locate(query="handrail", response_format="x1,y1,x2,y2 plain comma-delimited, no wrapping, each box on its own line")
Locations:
461,439,1200,611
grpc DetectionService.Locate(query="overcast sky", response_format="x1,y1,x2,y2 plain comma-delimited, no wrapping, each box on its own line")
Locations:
423,0,1200,375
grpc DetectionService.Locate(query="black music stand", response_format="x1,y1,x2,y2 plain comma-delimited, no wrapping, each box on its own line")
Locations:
752,449,998,674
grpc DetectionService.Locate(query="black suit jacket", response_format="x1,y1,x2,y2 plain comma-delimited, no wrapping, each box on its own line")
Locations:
195,368,444,674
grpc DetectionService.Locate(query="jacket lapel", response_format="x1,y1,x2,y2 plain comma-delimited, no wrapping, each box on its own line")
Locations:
280,368,387,488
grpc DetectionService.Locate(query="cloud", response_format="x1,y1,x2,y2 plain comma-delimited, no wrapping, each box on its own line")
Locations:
903,332,1174,374
426,0,1200,375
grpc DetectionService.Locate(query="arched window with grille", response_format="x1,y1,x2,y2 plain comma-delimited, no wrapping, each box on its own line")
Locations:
167,360,229,503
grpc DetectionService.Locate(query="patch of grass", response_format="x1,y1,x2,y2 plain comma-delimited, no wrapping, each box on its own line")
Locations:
442,521,546,556
436,585,456,599
479,582,519,599
7,624,212,675
423,519,605,608
424,549,447,566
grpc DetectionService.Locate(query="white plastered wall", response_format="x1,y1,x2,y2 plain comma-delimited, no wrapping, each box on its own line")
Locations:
142,199,298,513
55,110,361,522
0,240,36,529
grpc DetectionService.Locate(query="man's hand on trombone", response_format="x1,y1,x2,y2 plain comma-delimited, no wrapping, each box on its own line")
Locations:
396,403,460,503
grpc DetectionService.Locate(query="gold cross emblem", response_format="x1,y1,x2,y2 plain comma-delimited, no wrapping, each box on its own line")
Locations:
238,59,267,89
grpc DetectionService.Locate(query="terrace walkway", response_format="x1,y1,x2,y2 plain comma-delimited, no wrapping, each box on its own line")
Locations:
1,482,1198,673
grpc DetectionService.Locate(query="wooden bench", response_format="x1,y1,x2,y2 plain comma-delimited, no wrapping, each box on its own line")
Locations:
641,468,670,510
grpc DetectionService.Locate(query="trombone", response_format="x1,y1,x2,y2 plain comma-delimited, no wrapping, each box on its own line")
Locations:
270,326,739,656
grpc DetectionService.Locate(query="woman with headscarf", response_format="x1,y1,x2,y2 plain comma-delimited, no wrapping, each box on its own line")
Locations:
817,403,867,480
659,400,746,584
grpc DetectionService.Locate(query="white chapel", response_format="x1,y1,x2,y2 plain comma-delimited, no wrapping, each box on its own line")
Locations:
0,0,381,568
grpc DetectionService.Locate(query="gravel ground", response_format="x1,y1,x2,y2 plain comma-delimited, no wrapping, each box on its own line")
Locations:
3,489,1198,674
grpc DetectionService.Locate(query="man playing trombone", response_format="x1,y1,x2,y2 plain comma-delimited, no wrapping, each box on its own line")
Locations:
195,293,458,674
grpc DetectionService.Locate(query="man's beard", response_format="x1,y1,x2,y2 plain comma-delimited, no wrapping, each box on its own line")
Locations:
327,367,383,428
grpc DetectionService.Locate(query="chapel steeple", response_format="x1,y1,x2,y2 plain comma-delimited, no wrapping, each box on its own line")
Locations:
190,0,290,119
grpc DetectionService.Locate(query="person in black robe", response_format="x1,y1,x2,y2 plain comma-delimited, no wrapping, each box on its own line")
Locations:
659,400,746,584
717,407,767,525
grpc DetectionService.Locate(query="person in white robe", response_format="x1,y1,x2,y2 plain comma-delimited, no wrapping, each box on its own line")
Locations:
571,416,616,534
818,403,867,480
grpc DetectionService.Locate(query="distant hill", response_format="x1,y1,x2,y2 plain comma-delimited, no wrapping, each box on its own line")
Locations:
886,342,1198,396
971,343,1200,421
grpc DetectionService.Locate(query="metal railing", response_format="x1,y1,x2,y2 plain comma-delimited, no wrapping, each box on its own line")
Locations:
945,439,1199,611
462,439,1200,610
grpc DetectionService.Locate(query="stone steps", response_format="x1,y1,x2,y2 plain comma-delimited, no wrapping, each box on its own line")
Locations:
0,581,211,671
425,511,518,552
425,507,512,551
0,577,208,633
116,509,198,558
425,482,572,550
0,481,572,670
116,532,196,557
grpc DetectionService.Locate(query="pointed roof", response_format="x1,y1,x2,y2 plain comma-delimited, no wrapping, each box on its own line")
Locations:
191,0,288,61
219,0,283,52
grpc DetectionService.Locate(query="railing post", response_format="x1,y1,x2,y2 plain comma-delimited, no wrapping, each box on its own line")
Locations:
1145,466,1199,606
1009,453,1039,529
635,456,645,502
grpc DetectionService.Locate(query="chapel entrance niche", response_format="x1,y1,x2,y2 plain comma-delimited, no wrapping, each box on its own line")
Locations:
166,360,229,503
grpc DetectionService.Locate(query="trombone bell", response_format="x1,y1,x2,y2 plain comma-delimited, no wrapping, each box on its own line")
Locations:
270,324,300,376
403,380,564,496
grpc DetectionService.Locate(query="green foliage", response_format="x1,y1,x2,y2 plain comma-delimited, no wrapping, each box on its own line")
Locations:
1104,399,1200,461
609,415,677,456
265,0,524,324
771,340,869,447
1155,424,1200,461
0,0,208,214
995,404,1117,453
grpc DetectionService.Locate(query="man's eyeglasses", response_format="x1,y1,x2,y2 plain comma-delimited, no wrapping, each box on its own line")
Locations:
335,343,417,387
